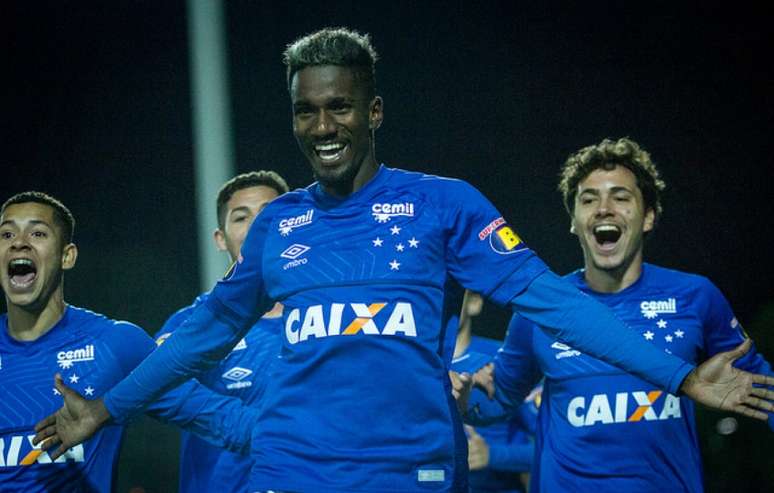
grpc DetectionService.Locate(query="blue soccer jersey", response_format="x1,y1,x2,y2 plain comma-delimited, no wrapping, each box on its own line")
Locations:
0,305,257,493
157,293,282,493
452,335,536,493
104,166,697,492
489,264,774,493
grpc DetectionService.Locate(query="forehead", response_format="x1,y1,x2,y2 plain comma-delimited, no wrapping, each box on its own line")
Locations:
577,165,640,192
226,185,279,211
290,65,366,103
1,202,57,227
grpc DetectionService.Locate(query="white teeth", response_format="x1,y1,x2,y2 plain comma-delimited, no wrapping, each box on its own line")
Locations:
594,224,620,233
315,143,345,151
10,259,33,267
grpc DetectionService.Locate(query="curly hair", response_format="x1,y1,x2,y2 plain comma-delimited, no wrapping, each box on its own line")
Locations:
559,137,666,225
1,191,75,244
283,27,379,97
216,170,289,229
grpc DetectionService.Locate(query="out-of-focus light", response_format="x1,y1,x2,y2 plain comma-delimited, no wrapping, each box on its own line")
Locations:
716,417,738,435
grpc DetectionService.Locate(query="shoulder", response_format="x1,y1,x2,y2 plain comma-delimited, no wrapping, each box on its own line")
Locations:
384,166,481,201
157,292,210,337
66,305,155,356
644,263,716,293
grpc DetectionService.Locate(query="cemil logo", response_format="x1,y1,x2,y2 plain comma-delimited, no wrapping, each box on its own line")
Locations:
371,202,415,223
567,390,682,427
56,345,95,369
640,298,677,319
278,210,314,236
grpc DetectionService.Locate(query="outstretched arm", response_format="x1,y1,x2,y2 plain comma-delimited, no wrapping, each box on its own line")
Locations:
509,271,774,419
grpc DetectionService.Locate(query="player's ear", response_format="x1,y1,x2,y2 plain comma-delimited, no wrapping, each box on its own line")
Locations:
569,222,577,235
214,228,227,252
643,208,655,233
61,243,78,271
369,96,383,130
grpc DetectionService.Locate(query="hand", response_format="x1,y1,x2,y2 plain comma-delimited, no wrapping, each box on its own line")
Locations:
32,374,112,460
465,425,490,470
472,363,495,399
449,370,473,414
680,339,774,420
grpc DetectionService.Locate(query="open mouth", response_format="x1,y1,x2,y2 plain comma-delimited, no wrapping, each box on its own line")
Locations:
592,224,622,250
314,142,348,163
8,258,37,288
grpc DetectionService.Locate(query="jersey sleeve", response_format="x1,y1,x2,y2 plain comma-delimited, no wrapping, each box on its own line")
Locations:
144,379,257,454
510,270,695,395
103,209,276,423
700,278,774,430
434,179,549,304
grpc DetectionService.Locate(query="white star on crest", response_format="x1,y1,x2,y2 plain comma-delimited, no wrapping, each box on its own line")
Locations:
69,374,80,384
389,259,401,270
396,243,405,252
390,225,401,235
372,237,383,247
53,388,61,396
59,360,73,369
644,312,657,319
408,237,419,248
657,319,668,329
84,386,95,396
665,335,673,343
675,330,685,338
643,331,654,340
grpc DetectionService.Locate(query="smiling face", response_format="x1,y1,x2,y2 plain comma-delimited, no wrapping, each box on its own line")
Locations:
215,185,280,262
571,165,654,286
0,202,76,311
290,65,383,196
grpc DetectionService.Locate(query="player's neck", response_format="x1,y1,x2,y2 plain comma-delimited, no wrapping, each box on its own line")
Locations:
6,286,67,341
454,322,472,358
584,254,644,294
321,155,379,198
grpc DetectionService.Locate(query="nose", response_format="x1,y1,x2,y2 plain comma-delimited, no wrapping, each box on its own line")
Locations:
310,110,336,138
10,235,30,250
594,196,614,217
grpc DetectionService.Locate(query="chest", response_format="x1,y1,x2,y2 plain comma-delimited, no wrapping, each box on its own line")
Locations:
262,196,447,301
534,294,705,378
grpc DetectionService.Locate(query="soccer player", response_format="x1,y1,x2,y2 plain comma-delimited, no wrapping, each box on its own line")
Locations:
465,138,774,492
452,289,538,493
157,170,289,493
35,29,774,493
0,191,257,491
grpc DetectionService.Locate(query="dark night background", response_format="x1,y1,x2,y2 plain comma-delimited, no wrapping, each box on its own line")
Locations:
4,2,774,492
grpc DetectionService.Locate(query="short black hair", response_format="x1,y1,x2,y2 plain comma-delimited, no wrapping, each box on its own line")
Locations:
559,137,666,226
216,170,289,229
1,191,75,244
283,27,379,98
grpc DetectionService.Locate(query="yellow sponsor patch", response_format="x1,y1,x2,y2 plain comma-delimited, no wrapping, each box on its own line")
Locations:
495,226,521,250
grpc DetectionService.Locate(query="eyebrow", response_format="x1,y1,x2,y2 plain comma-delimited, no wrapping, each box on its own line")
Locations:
578,185,634,195
227,206,251,218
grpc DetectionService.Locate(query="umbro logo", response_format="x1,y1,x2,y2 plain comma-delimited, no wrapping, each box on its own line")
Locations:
222,366,253,390
281,244,311,260
551,341,581,360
